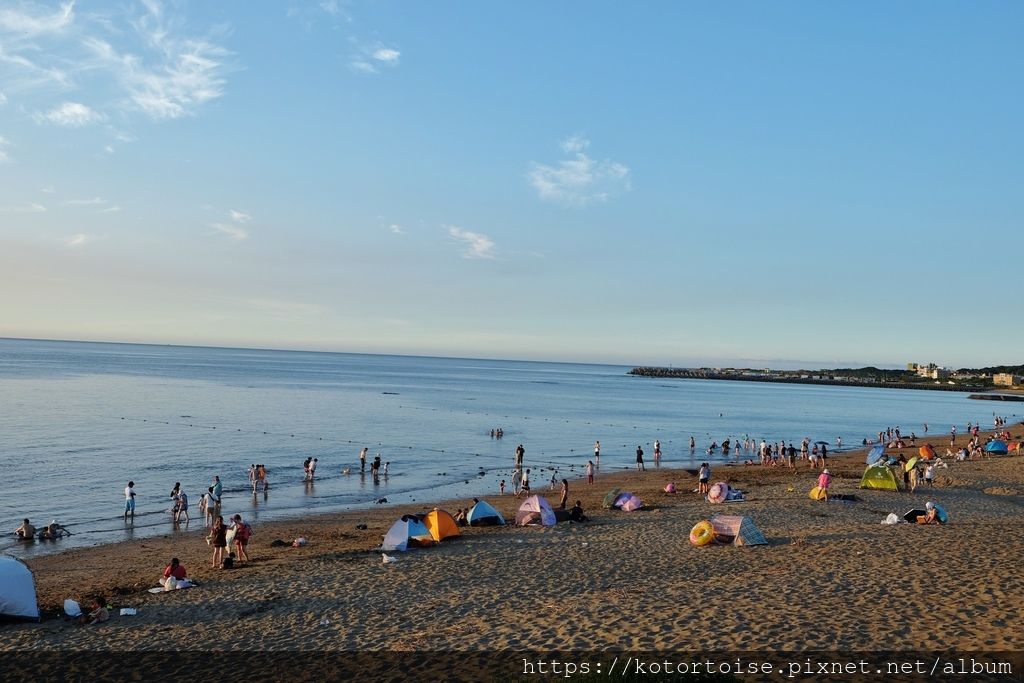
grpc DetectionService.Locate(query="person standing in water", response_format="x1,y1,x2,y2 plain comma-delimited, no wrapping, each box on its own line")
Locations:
515,444,525,468
359,447,368,472
689,436,696,453
594,440,600,465
635,446,645,471
653,439,661,464
124,481,136,521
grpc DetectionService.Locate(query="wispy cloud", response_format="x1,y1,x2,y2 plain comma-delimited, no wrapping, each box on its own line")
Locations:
228,209,250,224
40,185,56,194
64,196,107,206
0,1,75,36
528,135,631,206
0,135,9,163
0,202,46,213
0,91,7,106
210,222,248,240
98,204,121,213
35,101,105,127
1,1,232,123
388,223,404,235
63,232,94,247
350,44,401,74
447,226,495,260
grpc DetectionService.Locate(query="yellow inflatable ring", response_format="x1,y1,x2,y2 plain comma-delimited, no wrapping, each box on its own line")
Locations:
689,520,714,547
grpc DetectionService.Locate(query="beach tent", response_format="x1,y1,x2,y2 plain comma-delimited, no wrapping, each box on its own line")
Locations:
707,482,729,504
423,510,461,542
515,495,556,526
1010,442,1022,453
985,440,1009,455
709,515,767,546
919,444,936,461
467,500,505,527
602,488,621,509
866,444,886,465
0,556,39,621
382,516,435,552
611,492,643,512
860,464,902,491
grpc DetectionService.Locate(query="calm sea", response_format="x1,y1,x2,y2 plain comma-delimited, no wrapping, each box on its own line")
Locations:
0,338,1007,557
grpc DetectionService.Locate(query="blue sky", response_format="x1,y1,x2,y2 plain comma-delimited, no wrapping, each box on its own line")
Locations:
1,1,1021,368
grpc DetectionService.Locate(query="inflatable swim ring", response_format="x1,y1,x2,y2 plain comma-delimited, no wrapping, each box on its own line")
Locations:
689,520,714,547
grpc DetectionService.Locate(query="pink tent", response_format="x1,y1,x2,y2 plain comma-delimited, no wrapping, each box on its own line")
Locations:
515,495,556,526
613,492,642,511
707,482,729,504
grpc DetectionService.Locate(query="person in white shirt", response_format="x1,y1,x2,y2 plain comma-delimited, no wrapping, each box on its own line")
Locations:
124,481,136,521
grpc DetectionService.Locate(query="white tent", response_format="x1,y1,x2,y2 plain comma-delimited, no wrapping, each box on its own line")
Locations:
0,555,40,621
382,516,435,552
515,495,556,526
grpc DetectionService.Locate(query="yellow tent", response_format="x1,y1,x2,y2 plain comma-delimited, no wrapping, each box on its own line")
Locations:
424,510,461,542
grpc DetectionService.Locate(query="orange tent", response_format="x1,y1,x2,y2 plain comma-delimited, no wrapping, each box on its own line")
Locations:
423,510,461,542
919,444,936,461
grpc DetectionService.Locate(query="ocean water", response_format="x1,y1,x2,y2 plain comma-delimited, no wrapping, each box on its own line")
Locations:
0,338,1008,557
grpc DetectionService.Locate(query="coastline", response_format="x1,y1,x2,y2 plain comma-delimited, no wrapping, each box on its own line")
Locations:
5,424,1023,653
629,367,985,393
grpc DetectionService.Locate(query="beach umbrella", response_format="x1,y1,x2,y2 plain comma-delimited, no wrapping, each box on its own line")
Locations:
904,455,920,472
919,444,936,460
602,488,622,509
707,482,729,504
814,441,829,446
866,445,886,465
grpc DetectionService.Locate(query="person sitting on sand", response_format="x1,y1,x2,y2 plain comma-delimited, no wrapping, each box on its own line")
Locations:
453,508,467,526
222,551,236,569
14,519,35,540
39,520,71,540
923,501,947,525
569,500,588,522
161,557,187,590
80,596,109,625
816,469,832,501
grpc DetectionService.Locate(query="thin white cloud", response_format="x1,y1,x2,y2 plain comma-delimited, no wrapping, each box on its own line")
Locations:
447,226,495,260
528,136,631,206
349,59,377,75
0,202,46,213
0,1,75,36
210,222,248,240
98,204,121,213
0,135,9,163
388,223,404,235
228,209,250,224
372,48,400,65
64,196,106,206
0,91,7,106
63,233,93,247
35,101,106,127
40,186,56,193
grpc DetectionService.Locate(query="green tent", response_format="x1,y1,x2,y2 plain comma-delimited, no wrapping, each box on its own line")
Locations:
860,463,903,491
602,488,621,509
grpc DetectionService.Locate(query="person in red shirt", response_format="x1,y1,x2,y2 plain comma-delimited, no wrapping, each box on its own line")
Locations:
160,557,187,590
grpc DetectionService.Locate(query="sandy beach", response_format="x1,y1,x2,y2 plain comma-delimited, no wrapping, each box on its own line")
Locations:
3,427,1022,668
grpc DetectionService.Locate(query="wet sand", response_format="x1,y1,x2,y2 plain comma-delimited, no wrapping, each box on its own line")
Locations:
4,428,1023,653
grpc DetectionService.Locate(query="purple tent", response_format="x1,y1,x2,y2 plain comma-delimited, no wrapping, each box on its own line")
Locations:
612,492,643,512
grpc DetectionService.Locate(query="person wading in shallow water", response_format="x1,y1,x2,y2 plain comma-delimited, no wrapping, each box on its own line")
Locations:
635,445,645,471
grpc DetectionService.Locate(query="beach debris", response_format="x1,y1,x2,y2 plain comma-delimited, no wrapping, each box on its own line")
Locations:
355,523,368,530
382,553,398,564
881,513,903,525
375,497,388,504
320,618,331,626
292,537,308,547
119,608,137,616
270,539,289,547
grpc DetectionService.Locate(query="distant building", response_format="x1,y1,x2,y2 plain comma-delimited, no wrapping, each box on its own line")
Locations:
910,362,948,379
994,373,1022,387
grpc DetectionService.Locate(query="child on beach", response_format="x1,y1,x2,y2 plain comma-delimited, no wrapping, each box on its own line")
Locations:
817,469,832,501
80,596,109,626
924,464,935,487
586,461,594,484
499,479,506,494
697,463,710,495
